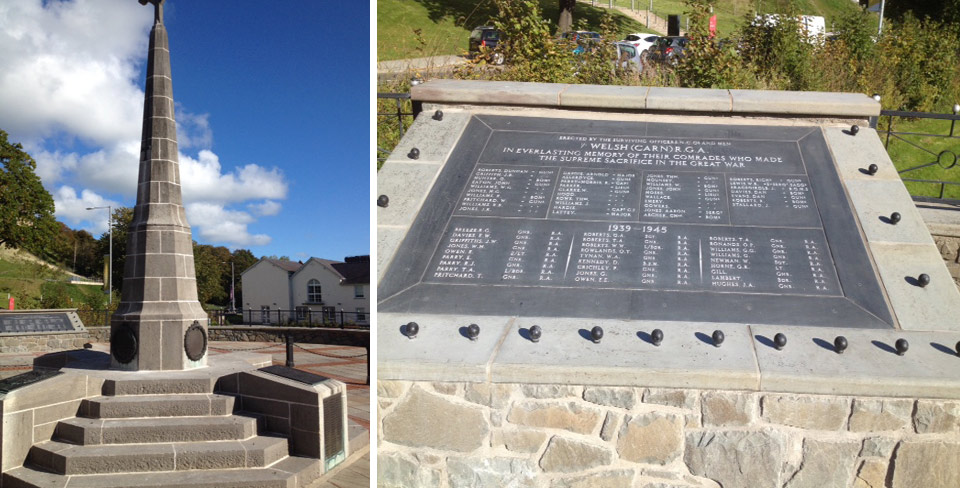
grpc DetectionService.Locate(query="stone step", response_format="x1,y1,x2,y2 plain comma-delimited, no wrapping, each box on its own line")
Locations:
101,376,217,396
2,456,321,488
28,436,288,475
55,415,258,445
80,394,235,419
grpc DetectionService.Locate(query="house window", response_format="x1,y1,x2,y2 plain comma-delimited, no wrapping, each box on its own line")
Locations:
307,279,322,303
354,285,365,298
356,307,366,322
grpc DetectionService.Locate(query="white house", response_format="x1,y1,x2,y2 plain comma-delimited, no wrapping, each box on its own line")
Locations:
240,255,370,325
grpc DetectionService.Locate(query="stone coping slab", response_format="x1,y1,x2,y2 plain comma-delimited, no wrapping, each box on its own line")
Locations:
753,325,960,399
379,319,960,399
490,318,759,390
377,313,510,383
411,80,879,117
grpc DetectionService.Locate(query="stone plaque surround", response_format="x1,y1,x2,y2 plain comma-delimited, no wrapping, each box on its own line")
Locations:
377,82,960,398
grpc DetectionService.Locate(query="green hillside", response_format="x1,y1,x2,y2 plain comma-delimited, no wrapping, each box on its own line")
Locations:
378,0,865,61
0,246,107,310
378,0,653,61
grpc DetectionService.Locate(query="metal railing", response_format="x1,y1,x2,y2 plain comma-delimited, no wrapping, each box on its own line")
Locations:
870,107,960,203
377,92,418,163
77,309,369,330
214,309,369,329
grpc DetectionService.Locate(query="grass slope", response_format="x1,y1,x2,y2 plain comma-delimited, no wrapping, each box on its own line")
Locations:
378,0,652,61
0,246,105,309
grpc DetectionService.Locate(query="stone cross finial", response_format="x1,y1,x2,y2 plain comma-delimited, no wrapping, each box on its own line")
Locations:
138,0,164,24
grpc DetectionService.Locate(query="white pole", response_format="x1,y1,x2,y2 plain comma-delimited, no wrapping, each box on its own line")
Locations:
108,206,112,305
877,0,886,36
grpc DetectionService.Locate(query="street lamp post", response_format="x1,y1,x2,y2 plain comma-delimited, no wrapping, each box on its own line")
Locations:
86,206,112,305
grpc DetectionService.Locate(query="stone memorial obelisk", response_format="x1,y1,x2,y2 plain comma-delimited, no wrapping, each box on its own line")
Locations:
110,0,208,370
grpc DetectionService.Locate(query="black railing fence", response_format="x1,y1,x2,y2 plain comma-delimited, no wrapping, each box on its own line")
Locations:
377,92,418,164
870,107,960,203
76,309,369,330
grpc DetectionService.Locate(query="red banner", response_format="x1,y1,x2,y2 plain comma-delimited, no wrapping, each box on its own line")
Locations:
709,15,717,37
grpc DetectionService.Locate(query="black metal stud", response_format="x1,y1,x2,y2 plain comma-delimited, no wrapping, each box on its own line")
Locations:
529,325,542,343
895,338,909,356
850,125,859,135
591,326,603,344
432,110,443,121
774,333,787,350
712,330,724,347
867,163,878,175
651,328,663,346
403,322,419,339
408,147,420,160
834,336,848,354
890,212,901,224
918,273,931,287
377,195,389,208
467,323,480,341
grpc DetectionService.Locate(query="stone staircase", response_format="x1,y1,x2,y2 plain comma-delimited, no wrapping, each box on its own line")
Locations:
2,377,322,488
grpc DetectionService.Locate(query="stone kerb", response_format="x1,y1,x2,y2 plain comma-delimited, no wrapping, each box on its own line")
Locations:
410,80,881,118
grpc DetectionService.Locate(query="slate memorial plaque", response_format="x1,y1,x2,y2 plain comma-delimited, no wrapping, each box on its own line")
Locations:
0,312,80,334
380,116,894,328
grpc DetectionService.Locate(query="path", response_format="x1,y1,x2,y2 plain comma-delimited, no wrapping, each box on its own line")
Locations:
577,0,679,35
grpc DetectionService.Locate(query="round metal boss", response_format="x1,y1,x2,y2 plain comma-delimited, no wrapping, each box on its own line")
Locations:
184,321,207,361
111,324,138,364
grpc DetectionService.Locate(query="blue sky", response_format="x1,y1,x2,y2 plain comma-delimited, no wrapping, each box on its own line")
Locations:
0,0,370,262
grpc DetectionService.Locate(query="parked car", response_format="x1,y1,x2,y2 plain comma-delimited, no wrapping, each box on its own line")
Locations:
622,33,659,56
469,26,504,64
561,31,602,54
646,36,688,66
614,42,643,72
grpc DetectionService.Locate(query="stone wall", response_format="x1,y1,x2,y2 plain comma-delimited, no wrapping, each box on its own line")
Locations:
377,381,960,488
0,332,89,354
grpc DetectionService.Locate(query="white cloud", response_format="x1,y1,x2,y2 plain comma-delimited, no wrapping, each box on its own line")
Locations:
52,186,119,235
180,150,287,204
0,0,288,249
0,0,150,147
248,200,282,216
185,202,271,247
176,107,213,150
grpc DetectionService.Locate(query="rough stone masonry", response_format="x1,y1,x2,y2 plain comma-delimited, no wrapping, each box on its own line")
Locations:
378,381,960,488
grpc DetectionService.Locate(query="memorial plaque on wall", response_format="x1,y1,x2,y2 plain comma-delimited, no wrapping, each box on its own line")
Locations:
379,116,894,328
0,311,82,334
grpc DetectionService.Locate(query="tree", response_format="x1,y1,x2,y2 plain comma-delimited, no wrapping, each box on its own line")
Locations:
0,129,58,258
558,0,575,34
193,243,232,306
97,207,133,294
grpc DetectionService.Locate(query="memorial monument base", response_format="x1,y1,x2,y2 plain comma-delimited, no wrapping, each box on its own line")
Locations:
0,346,349,487
110,306,209,371
377,82,960,487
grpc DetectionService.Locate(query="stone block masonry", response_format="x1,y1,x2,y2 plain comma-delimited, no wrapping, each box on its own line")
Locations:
377,382,960,488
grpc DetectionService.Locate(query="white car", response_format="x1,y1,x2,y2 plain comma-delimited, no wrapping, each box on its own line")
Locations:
622,33,659,55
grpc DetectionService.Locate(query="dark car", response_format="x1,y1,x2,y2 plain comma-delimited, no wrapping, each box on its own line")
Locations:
646,36,688,66
469,26,504,65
